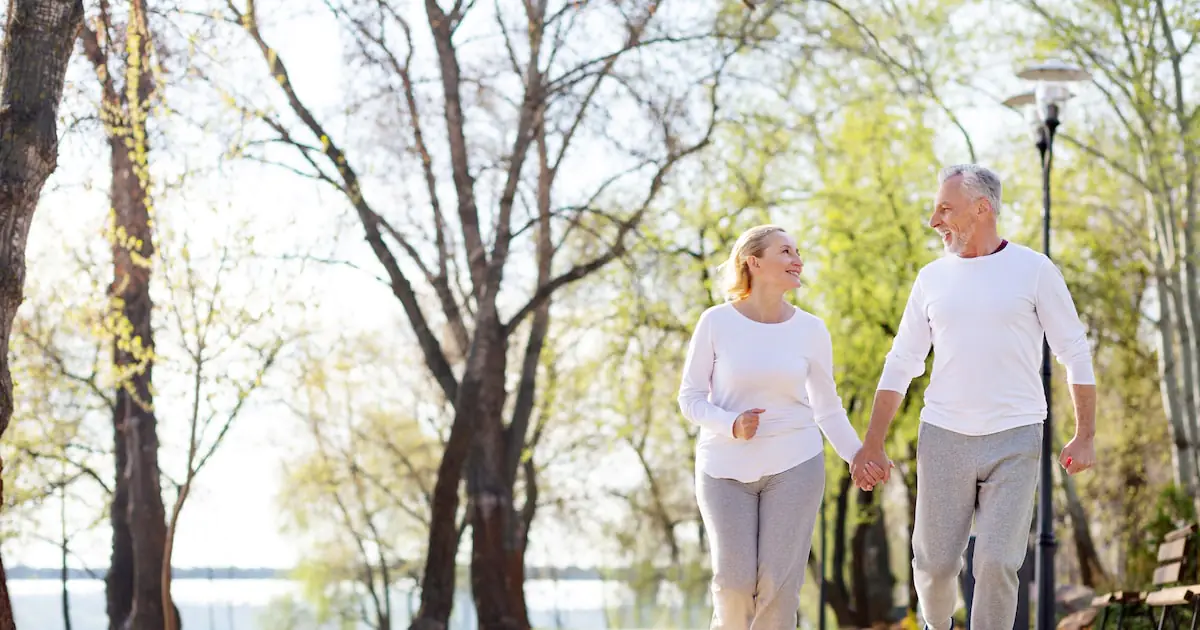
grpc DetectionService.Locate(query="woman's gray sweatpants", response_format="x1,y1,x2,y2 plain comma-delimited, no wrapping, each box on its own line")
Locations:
913,422,1041,630
696,454,825,630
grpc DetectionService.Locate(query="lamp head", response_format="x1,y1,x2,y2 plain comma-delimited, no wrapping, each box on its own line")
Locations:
1003,90,1042,143
1016,60,1090,125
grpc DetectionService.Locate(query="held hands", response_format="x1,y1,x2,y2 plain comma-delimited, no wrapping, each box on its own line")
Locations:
733,408,765,440
1059,434,1096,475
850,442,893,491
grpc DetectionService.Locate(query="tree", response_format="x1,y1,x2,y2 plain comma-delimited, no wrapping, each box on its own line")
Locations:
1012,0,1200,511
75,0,176,625
154,215,292,630
278,333,442,630
210,0,738,625
578,121,783,616
797,87,941,626
0,0,86,625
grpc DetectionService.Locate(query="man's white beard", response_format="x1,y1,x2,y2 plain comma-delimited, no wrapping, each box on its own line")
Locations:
943,227,974,255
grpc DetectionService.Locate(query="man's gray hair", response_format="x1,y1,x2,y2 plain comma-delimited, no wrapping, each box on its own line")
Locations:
938,164,1003,216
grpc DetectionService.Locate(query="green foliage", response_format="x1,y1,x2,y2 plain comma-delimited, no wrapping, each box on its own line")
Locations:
275,332,439,629
804,89,941,452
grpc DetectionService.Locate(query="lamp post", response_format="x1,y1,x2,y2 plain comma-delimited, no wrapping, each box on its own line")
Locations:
1003,59,1091,630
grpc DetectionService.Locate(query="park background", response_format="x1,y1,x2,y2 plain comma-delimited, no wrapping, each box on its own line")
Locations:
1,0,1197,628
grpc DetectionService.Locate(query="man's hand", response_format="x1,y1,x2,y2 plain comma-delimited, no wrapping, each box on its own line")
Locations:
851,441,891,490
1059,434,1095,475
733,408,764,440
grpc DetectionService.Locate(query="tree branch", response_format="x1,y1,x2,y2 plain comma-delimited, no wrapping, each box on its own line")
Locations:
232,0,460,402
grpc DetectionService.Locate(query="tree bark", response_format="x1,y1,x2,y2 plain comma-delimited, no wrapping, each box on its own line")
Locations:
0,0,86,627
1156,271,1196,498
106,416,134,628
1060,465,1109,589
410,396,473,630
851,488,896,625
467,319,518,630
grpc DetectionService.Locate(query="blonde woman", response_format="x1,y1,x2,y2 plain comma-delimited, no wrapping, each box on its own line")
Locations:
678,224,879,629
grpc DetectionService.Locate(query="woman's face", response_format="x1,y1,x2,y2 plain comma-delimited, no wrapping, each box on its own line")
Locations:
748,231,803,291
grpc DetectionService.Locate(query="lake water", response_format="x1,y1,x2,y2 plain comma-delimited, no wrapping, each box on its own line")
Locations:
10,578,732,629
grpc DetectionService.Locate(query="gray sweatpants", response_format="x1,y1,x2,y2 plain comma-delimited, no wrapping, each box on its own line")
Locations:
696,454,825,630
913,422,1041,630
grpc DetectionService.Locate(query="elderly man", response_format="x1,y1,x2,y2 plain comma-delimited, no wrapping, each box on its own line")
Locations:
851,164,1097,630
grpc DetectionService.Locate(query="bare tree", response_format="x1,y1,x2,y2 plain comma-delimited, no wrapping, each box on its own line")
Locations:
154,228,290,630
0,0,86,626
207,0,743,626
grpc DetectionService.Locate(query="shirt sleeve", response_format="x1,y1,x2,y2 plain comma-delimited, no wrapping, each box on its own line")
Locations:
1035,259,1096,385
876,274,933,394
806,320,863,464
677,309,740,437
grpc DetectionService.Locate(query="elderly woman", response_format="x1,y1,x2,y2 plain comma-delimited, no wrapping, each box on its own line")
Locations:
678,224,877,629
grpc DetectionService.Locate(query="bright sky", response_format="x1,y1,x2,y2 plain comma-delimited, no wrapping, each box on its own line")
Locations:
1,0,1090,574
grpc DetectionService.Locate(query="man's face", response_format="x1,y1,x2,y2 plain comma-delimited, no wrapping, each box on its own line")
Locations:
929,175,980,255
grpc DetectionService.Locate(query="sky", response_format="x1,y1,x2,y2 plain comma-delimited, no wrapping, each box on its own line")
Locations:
0,0,1097,574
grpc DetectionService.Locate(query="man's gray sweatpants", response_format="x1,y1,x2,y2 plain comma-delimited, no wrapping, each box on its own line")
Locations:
696,454,825,630
914,422,1041,630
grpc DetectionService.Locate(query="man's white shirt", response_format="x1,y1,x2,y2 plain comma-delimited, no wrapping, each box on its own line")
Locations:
877,242,1095,436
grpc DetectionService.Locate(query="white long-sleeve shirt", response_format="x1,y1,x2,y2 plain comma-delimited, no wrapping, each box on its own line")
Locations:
877,242,1095,436
678,302,863,483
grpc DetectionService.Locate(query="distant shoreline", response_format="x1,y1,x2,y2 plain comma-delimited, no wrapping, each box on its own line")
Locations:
7,567,285,580
7,566,634,581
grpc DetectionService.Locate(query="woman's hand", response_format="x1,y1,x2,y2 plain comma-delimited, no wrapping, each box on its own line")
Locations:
733,408,765,440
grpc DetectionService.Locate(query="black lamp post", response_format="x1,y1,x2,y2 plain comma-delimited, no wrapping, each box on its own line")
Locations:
1003,59,1091,630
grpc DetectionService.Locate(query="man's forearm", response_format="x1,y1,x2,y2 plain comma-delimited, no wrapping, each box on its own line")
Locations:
864,389,904,448
1070,383,1096,439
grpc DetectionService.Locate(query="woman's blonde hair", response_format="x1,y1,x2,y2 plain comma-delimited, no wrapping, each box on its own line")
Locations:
716,224,786,302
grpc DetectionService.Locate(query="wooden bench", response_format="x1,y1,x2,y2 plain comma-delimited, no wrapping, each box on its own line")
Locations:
1146,524,1200,630
1092,525,1197,629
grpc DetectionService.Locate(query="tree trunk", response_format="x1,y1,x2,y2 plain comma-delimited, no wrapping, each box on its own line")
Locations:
504,453,539,628
851,488,896,625
81,0,171,625
809,471,855,625
1158,5,1200,497
106,17,170,624
1153,252,1195,498
410,393,475,630
1170,278,1200,489
468,319,518,630
106,418,134,629
504,541,529,630
1060,466,1110,589
60,473,72,630
411,317,510,630
0,1,86,627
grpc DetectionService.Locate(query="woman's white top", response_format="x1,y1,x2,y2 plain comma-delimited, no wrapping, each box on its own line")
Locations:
678,302,863,483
